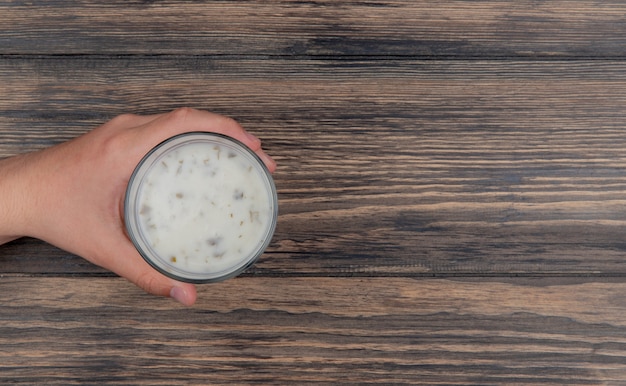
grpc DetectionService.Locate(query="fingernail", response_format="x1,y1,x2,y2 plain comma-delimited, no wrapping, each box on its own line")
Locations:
170,286,192,306
259,151,277,172
245,131,260,145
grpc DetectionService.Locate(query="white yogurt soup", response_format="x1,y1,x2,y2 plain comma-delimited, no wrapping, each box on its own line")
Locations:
124,132,277,283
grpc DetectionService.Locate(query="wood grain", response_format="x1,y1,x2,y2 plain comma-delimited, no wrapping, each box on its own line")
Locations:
2,1,626,384
1,276,625,384
2,58,626,275
2,1,626,57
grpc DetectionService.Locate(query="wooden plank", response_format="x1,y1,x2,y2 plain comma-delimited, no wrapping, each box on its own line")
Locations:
0,276,625,384
2,1,626,57
2,58,626,275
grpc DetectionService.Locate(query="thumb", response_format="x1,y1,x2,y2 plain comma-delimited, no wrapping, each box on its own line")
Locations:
132,265,198,307
98,237,198,306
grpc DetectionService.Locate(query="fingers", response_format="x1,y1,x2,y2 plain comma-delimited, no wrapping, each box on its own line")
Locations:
101,112,166,133
256,149,277,173
140,107,258,149
129,108,277,172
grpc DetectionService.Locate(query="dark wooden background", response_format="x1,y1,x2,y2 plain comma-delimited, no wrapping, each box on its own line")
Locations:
2,1,626,384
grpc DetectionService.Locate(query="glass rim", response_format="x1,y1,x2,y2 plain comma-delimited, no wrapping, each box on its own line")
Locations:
124,131,278,284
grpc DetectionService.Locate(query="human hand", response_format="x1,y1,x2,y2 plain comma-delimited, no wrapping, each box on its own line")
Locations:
0,108,276,306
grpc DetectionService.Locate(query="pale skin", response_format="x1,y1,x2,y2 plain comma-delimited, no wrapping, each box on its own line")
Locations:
0,108,277,306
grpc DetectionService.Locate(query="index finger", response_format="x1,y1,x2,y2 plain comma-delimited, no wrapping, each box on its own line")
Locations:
137,108,261,151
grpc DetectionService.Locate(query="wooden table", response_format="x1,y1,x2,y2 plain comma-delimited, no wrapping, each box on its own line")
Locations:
2,1,626,384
